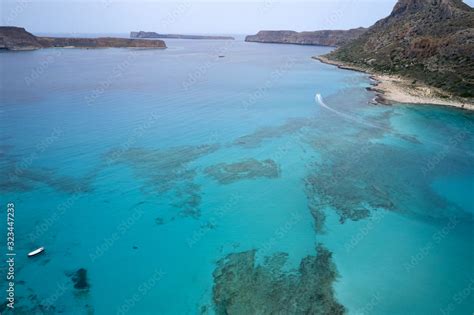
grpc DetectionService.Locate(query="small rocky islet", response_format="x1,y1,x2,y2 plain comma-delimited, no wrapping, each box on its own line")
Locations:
131,31,234,40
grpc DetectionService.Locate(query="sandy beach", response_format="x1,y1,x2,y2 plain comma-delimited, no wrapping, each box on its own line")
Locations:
314,56,474,111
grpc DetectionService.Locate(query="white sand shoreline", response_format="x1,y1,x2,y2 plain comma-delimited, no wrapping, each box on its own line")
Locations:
313,56,474,111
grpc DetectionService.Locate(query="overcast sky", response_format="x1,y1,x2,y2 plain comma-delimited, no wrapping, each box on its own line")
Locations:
1,0,473,35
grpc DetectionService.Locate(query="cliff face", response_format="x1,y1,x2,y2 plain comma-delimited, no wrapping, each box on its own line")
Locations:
131,31,234,40
326,0,474,98
245,28,367,47
0,27,166,50
0,27,42,50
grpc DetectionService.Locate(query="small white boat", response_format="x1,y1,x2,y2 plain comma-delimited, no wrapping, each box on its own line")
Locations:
28,247,45,257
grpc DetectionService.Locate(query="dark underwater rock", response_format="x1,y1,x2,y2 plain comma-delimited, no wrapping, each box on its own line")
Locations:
212,244,345,315
70,268,90,291
309,205,327,234
204,159,280,184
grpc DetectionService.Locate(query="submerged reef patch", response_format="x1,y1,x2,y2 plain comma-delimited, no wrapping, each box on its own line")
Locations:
155,217,165,225
173,182,203,218
104,144,219,219
204,159,280,184
304,139,469,227
212,243,345,315
104,144,219,192
234,118,316,148
0,145,93,194
309,205,327,234
5,291,58,314
302,104,473,231
69,268,90,291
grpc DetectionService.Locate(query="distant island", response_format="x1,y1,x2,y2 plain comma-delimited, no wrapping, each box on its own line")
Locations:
131,31,235,40
317,0,474,109
0,27,167,51
245,28,367,47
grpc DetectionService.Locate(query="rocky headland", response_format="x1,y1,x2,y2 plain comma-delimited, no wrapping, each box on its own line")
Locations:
320,0,474,109
245,28,367,47
131,31,234,40
0,26,43,50
0,27,167,50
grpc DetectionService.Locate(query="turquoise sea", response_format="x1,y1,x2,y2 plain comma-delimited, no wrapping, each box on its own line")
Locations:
1,38,473,314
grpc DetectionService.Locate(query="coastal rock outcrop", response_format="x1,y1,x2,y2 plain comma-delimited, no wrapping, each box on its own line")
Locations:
0,27,42,50
245,28,367,47
325,0,474,98
131,31,234,40
0,26,166,50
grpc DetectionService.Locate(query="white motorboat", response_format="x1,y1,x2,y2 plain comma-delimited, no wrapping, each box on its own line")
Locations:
27,247,45,257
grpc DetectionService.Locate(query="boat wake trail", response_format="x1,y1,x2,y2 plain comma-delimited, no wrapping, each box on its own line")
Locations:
314,93,473,156
314,93,386,130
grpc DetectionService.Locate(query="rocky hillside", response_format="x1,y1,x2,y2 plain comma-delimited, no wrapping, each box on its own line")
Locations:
131,31,234,40
245,28,367,47
326,0,474,98
0,27,42,50
0,27,166,50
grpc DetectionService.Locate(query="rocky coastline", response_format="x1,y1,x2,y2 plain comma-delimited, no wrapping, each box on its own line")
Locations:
245,28,367,47
324,0,474,104
0,27,166,51
314,56,474,110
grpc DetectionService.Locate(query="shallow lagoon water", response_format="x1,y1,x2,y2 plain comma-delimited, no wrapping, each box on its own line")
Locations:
1,39,473,314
